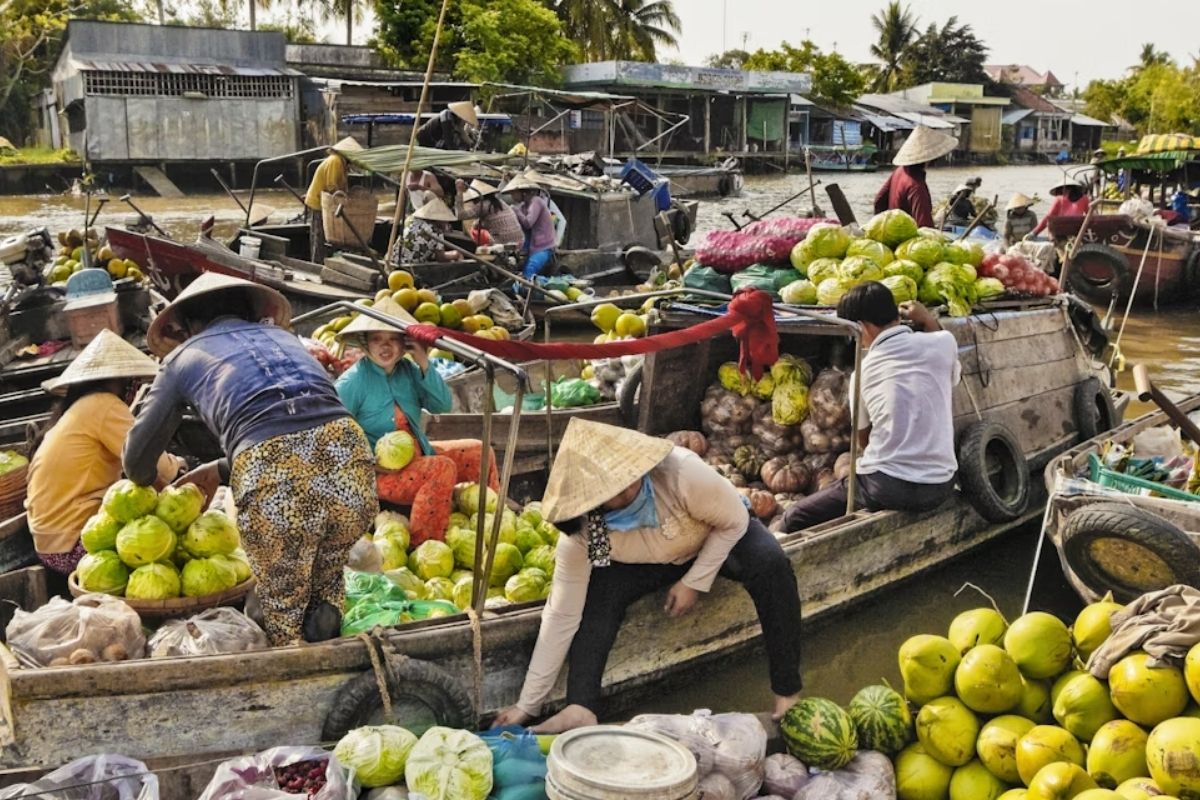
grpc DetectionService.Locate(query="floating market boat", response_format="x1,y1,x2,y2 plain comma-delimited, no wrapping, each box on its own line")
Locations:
0,295,1120,786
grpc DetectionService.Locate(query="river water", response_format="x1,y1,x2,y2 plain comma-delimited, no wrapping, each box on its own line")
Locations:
2,165,1198,715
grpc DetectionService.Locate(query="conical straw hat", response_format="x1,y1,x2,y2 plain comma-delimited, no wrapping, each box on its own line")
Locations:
42,329,159,395
333,136,363,153
336,296,418,347
1006,192,1036,211
146,272,291,358
541,418,676,523
463,179,499,201
413,197,458,222
447,101,479,128
1049,178,1084,196
893,126,959,166
501,173,542,194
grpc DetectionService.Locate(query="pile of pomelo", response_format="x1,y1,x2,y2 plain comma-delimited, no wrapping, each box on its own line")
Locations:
886,601,1200,799
588,301,649,341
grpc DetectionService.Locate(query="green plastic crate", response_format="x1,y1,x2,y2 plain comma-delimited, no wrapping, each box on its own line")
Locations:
1087,453,1200,503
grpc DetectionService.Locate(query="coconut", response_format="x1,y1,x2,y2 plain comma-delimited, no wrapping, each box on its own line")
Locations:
1145,717,1200,798
949,759,1008,800
997,790,1029,800
1072,790,1123,799
1005,612,1073,680
1018,676,1054,724
1027,762,1098,799
1115,776,1166,799
1051,670,1086,707
1186,642,1200,706
895,742,954,800
1072,600,1123,662
916,696,980,767
949,607,1008,654
1015,725,1085,786
955,644,1023,713
976,714,1036,784
900,634,962,705
1052,672,1119,741
1108,652,1190,727
1087,719,1149,789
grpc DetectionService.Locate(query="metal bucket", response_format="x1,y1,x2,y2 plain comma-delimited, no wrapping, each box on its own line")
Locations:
545,726,698,800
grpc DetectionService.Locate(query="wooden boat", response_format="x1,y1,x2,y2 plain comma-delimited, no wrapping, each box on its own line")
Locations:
0,297,1120,785
805,145,879,173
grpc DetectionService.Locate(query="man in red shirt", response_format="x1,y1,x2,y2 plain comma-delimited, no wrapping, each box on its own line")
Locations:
874,126,959,228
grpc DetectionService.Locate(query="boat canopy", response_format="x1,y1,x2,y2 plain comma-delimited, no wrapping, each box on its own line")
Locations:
335,143,514,175
1137,133,1200,154
1097,149,1199,173
482,82,636,111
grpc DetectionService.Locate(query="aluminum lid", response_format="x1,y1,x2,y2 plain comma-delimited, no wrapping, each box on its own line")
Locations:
547,725,698,798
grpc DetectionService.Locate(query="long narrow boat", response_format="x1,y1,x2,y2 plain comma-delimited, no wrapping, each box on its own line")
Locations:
0,297,1118,788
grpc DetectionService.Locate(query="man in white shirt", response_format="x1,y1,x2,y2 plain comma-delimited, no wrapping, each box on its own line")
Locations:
780,281,960,531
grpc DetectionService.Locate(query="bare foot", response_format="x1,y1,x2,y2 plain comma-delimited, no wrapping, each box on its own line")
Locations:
530,704,598,734
772,693,800,720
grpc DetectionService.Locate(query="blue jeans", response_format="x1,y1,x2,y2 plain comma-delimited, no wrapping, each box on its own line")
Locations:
523,249,554,280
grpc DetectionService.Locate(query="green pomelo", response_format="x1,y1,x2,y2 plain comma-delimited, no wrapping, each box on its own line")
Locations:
1114,776,1165,799
1185,643,1200,706
1016,725,1085,786
1052,672,1119,741
1108,652,1190,727
1070,791,1123,799
1072,601,1123,663
1052,670,1087,708
1005,612,1073,680
916,696,980,767
1087,719,1149,789
997,791,1029,800
1145,717,1200,798
950,759,1010,800
1026,762,1098,799
949,607,1008,654
956,644,1024,713
896,742,954,800
977,715,1037,784
901,634,962,705
1018,677,1054,724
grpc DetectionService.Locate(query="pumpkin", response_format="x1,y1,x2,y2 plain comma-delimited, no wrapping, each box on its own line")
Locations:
715,463,747,488
833,451,853,480
733,445,766,481
747,489,777,519
762,457,811,494
665,430,708,456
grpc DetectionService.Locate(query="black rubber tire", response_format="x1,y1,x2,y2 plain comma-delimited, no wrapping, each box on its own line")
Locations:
621,246,658,281
1073,377,1119,442
1067,243,1130,305
322,655,476,739
957,421,1030,523
717,174,734,197
670,204,694,244
1060,503,1200,603
618,362,643,427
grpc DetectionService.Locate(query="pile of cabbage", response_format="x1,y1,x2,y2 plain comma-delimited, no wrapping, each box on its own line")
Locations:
75,480,251,600
779,210,1009,317
333,724,494,798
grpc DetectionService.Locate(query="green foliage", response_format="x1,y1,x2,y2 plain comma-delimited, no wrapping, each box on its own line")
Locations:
705,49,751,70
869,1,919,92
371,0,458,70
1081,55,1200,135
454,0,578,85
552,0,680,62
742,40,866,108
900,16,989,86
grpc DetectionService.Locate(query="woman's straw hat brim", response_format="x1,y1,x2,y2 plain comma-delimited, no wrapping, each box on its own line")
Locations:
1049,179,1084,196
893,126,959,166
1007,192,1036,210
146,272,291,358
447,101,479,128
413,197,458,223
501,174,542,194
464,179,499,201
336,297,419,346
541,418,676,523
42,329,159,395
333,136,363,153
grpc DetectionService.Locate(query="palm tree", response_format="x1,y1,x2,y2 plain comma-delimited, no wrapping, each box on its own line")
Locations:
552,0,680,62
328,0,360,44
1138,43,1170,68
869,1,918,92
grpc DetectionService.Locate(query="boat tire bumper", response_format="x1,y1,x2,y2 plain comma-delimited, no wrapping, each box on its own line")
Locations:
957,421,1030,523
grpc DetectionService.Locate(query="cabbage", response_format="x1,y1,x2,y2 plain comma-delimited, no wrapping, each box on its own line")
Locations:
446,526,479,569
153,484,205,533
116,516,177,567
536,521,560,546
514,524,543,555
846,238,895,267
975,277,1005,301
448,511,470,530
405,726,493,800
408,540,454,580
883,258,924,285
487,542,524,587
385,567,428,599
772,381,810,426
453,482,498,515
919,263,976,317
375,431,416,470
126,562,181,599
450,568,472,583
375,533,408,571
182,511,240,558
816,277,852,307
838,255,885,285
181,555,238,597
469,511,517,546
864,209,920,248
895,237,945,269
780,279,818,305
80,511,121,553
77,550,129,594
962,241,984,267
425,576,456,602
881,275,918,304
229,547,253,583
452,575,476,610
771,353,813,386
505,567,549,603
717,361,754,395
334,725,418,788
524,544,556,578
805,224,852,259
789,239,815,272
375,520,411,553
102,479,158,523
942,241,971,265
806,257,841,286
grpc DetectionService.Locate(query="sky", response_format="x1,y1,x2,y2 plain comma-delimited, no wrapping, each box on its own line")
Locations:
665,0,1200,91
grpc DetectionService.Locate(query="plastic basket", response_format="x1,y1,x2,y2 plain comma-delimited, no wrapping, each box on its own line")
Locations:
619,158,658,195
1087,454,1200,503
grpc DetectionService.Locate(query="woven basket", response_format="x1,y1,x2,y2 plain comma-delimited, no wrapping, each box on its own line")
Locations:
0,462,29,521
67,572,257,620
321,188,378,248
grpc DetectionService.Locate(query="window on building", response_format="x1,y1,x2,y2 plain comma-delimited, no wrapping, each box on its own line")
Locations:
83,70,294,99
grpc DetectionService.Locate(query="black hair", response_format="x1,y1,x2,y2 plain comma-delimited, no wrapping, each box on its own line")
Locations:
837,281,899,327
176,290,256,329
1066,186,1084,202
27,380,128,456
556,516,583,537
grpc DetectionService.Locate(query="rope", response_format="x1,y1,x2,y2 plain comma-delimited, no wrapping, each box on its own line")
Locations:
1109,227,1156,368
357,631,394,721
466,606,484,718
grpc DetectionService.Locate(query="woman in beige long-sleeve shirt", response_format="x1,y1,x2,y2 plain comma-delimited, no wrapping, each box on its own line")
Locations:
493,419,803,733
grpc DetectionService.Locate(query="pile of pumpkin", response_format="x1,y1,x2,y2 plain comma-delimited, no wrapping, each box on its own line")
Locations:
665,356,854,526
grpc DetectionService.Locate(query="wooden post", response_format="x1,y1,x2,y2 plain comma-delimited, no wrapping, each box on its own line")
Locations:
703,97,711,154
782,99,790,171
739,96,748,153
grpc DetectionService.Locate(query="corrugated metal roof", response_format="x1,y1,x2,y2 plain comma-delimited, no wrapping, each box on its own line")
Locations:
1070,113,1110,127
853,107,913,132
894,112,956,129
69,58,303,77
1003,108,1034,125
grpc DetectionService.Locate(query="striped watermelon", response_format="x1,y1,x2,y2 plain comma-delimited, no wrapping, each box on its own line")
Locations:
848,684,913,755
780,697,859,770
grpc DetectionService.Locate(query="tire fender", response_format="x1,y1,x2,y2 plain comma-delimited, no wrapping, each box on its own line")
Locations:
618,362,643,427
1060,503,1200,603
1067,243,1130,305
322,653,476,740
1073,376,1118,442
956,421,1030,523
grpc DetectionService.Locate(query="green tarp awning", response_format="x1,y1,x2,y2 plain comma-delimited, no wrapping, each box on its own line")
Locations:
336,144,514,175
1098,150,1198,173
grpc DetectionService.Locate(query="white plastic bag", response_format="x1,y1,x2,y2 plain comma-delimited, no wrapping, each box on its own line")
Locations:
348,536,384,573
1132,425,1184,460
147,607,268,658
794,751,895,800
763,752,809,796
625,710,766,799
6,594,146,667
0,754,158,799
197,746,354,800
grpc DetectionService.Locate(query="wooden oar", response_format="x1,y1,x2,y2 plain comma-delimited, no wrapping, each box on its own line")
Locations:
1133,364,1200,446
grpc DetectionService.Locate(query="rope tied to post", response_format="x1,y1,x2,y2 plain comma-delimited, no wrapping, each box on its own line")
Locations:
404,288,780,379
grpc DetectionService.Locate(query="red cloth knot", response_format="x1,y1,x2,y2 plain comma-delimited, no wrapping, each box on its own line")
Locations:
727,288,779,380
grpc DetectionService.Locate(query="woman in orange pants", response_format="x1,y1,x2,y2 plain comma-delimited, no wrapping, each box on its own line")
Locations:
336,298,499,545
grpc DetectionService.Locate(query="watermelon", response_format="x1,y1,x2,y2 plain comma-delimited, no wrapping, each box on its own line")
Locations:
849,684,913,755
780,697,859,770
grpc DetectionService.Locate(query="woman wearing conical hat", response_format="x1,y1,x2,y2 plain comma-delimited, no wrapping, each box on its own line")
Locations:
453,178,525,248
492,419,803,733
398,198,464,265
25,330,187,575
1003,193,1039,247
874,126,959,228
1030,178,1089,239
123,273,378,646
